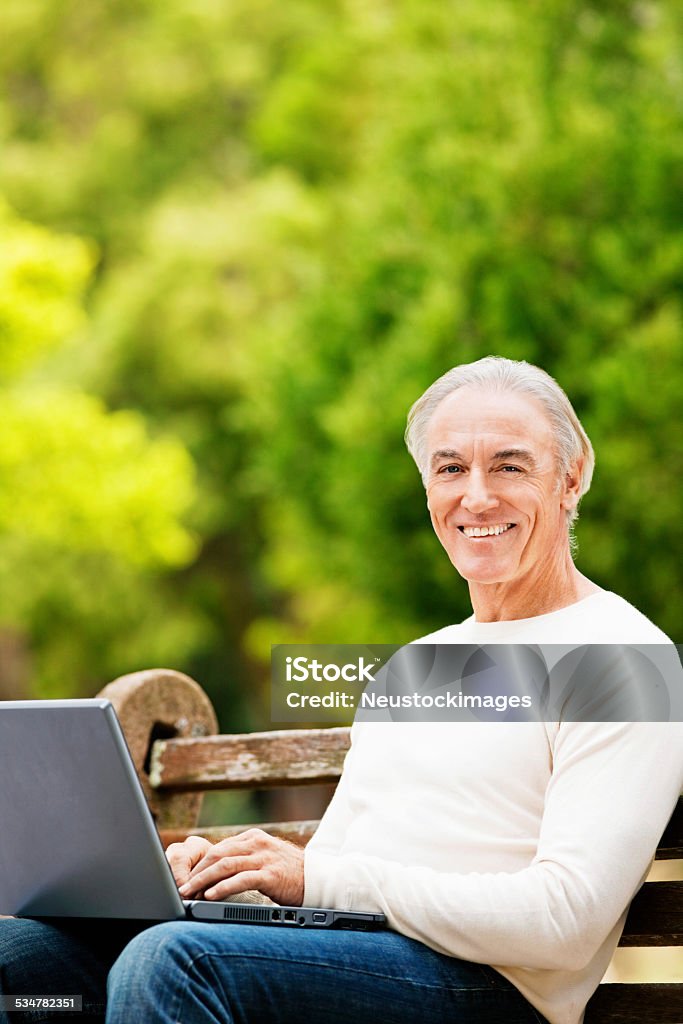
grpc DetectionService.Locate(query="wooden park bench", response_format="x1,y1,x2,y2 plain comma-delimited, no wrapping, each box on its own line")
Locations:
98,668,683,1024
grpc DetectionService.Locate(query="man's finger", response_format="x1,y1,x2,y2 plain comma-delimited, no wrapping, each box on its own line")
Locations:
203,870,266,901
188,835,262,876
165,836,211,886
178,855,256,897
165,844,193,885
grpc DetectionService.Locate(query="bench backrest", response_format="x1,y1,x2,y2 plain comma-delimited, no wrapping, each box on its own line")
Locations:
98,669,683,1024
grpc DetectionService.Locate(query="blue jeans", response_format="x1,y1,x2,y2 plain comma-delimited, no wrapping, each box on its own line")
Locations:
0,918,142,1023
0,917,547,1024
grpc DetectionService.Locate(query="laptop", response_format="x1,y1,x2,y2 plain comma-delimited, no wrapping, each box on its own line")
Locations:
0,699,385,931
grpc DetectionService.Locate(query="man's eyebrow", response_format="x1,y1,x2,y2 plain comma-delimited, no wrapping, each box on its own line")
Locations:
430,449,465,469
429,447,538,470
492,448,538,468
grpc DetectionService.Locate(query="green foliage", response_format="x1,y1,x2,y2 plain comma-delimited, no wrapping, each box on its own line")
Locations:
0,198,94,381
0,389,196,568
0,201,201,695
238,0,683,645
0,0,681,714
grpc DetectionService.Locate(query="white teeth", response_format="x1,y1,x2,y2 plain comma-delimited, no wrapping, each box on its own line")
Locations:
462,523,514,538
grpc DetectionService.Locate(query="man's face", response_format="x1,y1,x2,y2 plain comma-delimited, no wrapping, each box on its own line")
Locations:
425,387,578,587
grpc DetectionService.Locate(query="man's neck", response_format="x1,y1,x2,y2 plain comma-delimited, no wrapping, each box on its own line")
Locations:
468,566,601,623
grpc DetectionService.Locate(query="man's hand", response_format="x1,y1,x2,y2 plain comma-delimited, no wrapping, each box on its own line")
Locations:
167,829,305,906
165,835,214,892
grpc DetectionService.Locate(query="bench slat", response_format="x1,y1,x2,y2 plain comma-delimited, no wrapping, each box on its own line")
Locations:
619,881,683,946
150,729,682,861
657,798,683,859
150,729,682,862
585,982,683,1023
150,728,351,791
159,820,319,849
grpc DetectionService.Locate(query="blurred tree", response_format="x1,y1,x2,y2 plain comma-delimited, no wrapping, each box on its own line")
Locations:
237,0,683,647
0,199,201,696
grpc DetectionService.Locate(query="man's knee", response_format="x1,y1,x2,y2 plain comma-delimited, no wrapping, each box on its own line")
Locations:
0,919,63,990
108,922,191,995
107,922,243,1024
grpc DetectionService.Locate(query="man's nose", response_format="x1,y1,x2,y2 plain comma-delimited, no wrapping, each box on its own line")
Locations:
460,470,499,514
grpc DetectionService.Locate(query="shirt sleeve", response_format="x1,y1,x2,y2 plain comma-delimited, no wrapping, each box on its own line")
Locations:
302,722,361,859
303,720,683,972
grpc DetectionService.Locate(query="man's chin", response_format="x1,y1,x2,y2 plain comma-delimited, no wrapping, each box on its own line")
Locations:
448,554,518,585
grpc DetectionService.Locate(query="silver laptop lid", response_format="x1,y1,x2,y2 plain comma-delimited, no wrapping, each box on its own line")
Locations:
0,699,185,920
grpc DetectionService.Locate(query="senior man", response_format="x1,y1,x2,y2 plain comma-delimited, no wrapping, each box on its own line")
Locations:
1,356,682,1024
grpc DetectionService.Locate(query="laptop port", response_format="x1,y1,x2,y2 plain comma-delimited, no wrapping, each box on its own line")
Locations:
271,910,281,921
312,912,326,923
284,911,296,921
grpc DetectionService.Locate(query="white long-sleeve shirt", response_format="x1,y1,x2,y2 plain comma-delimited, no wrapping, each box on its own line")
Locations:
303,590,683,1024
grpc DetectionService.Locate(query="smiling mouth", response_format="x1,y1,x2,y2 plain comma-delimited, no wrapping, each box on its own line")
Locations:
457,523,516,538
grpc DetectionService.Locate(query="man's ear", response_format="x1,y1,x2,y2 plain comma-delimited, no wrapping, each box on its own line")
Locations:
560,457,584,511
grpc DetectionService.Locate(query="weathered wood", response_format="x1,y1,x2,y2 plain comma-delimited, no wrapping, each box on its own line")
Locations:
97,669,218,828
657,797,683,859
148,730,680,853
159,819,320,849
619,881,683,946
149,727,351,792
584,982,683,1023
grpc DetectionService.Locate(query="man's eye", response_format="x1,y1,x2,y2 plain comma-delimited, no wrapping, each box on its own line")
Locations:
441,465,462,474
500,465,522,473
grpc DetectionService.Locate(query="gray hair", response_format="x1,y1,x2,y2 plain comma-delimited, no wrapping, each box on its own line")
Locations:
405,356,595,551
